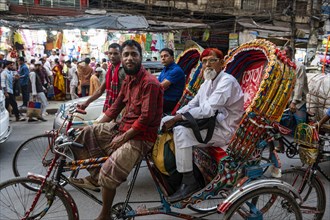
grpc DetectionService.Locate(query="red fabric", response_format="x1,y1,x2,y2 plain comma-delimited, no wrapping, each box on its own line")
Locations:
240,61,264,110
103,63,120,112
105,67,163,143
208,147,227,163
200,48,224,61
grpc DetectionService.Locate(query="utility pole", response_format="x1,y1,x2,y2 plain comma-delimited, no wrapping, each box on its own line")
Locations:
307,0,321,66
290,0,297,55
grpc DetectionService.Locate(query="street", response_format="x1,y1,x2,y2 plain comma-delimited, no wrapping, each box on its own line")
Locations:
1,114,330,220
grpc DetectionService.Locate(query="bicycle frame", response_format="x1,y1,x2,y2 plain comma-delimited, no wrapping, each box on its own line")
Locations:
22,124,302,220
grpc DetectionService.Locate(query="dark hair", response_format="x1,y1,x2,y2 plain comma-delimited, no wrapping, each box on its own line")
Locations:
54,58,60,64
84,57,91,64
102,58,107,63
5,60,13,66
160,48,174,57
146,58,151,61
65,60,71,64
153,57,157,61
121,40,142,57
284,45,294,57
18,56,25,62
108,43,121,51
30,59,36,64
72,58,77,62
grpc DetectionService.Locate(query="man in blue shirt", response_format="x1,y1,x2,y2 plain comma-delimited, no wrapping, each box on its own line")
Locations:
18,56,30,108
158,48,185,114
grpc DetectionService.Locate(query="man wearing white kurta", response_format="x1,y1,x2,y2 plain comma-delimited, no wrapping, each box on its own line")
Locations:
29,61,48,122
162,48,244,202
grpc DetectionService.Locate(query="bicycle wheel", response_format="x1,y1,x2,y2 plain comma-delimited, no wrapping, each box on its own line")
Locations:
12,133,77,191
0,177,77,220
223,187,302,220
188,193,226,213
281,168,326,220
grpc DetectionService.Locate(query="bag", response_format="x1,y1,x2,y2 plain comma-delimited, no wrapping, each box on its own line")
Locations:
27,101,42,118
175,111,218,144
280,110,296,134
152,132,177,176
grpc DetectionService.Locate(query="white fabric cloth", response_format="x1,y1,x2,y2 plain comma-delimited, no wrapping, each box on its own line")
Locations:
70,85,79,100
29,71,38,95
162,70,244,172
36,92,48,116
29,71,48,115
43,61,52,77
68,66,78,87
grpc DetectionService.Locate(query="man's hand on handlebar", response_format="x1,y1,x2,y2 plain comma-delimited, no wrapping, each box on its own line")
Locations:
77,102,88,110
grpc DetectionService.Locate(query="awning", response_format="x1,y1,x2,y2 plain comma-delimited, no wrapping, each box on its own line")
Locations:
237,18,310,38
147,20,209,31
0,13,149,30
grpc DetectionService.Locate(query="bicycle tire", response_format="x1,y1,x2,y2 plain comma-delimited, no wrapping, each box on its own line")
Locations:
0,177,77,220
187,194,226,213
281,168,326,220
12,133,77,191
223,187,302,220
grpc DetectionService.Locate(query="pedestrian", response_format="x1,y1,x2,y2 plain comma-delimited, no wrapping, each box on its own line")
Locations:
0,51,5,73
78,43,126,112
280,45,309,134
18,56,30,109
37,58,51,97
28,61,48,122
65,60,79,100
1,59,26,121
77,57,93,97
52,58,65,101
89,68,101,96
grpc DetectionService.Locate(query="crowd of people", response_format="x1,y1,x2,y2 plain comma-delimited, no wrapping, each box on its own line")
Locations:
0,38,321,219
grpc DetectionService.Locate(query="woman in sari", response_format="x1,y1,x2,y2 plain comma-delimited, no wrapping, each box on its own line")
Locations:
52,58,65,101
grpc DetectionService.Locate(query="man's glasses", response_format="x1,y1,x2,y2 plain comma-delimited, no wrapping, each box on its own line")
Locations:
201,58,219,64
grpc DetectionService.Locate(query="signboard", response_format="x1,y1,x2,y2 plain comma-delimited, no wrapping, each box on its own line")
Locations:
229,33,239,49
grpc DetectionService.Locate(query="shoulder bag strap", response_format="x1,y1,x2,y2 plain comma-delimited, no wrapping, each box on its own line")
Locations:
182,110,218,144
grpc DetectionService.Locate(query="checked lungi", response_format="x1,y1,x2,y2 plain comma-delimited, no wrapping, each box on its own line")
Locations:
72,122,153,189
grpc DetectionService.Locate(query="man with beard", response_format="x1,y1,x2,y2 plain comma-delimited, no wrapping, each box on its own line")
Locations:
79,43,126,112
28,61,48,122
161,48,244,202
70,40,163,220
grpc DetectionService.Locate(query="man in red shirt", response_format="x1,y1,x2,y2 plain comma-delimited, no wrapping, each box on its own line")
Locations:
70,40,163,220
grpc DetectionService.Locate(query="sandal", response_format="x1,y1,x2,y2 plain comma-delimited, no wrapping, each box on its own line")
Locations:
69,176,100,191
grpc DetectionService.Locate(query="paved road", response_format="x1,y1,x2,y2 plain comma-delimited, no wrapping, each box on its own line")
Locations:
1,114,330,219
